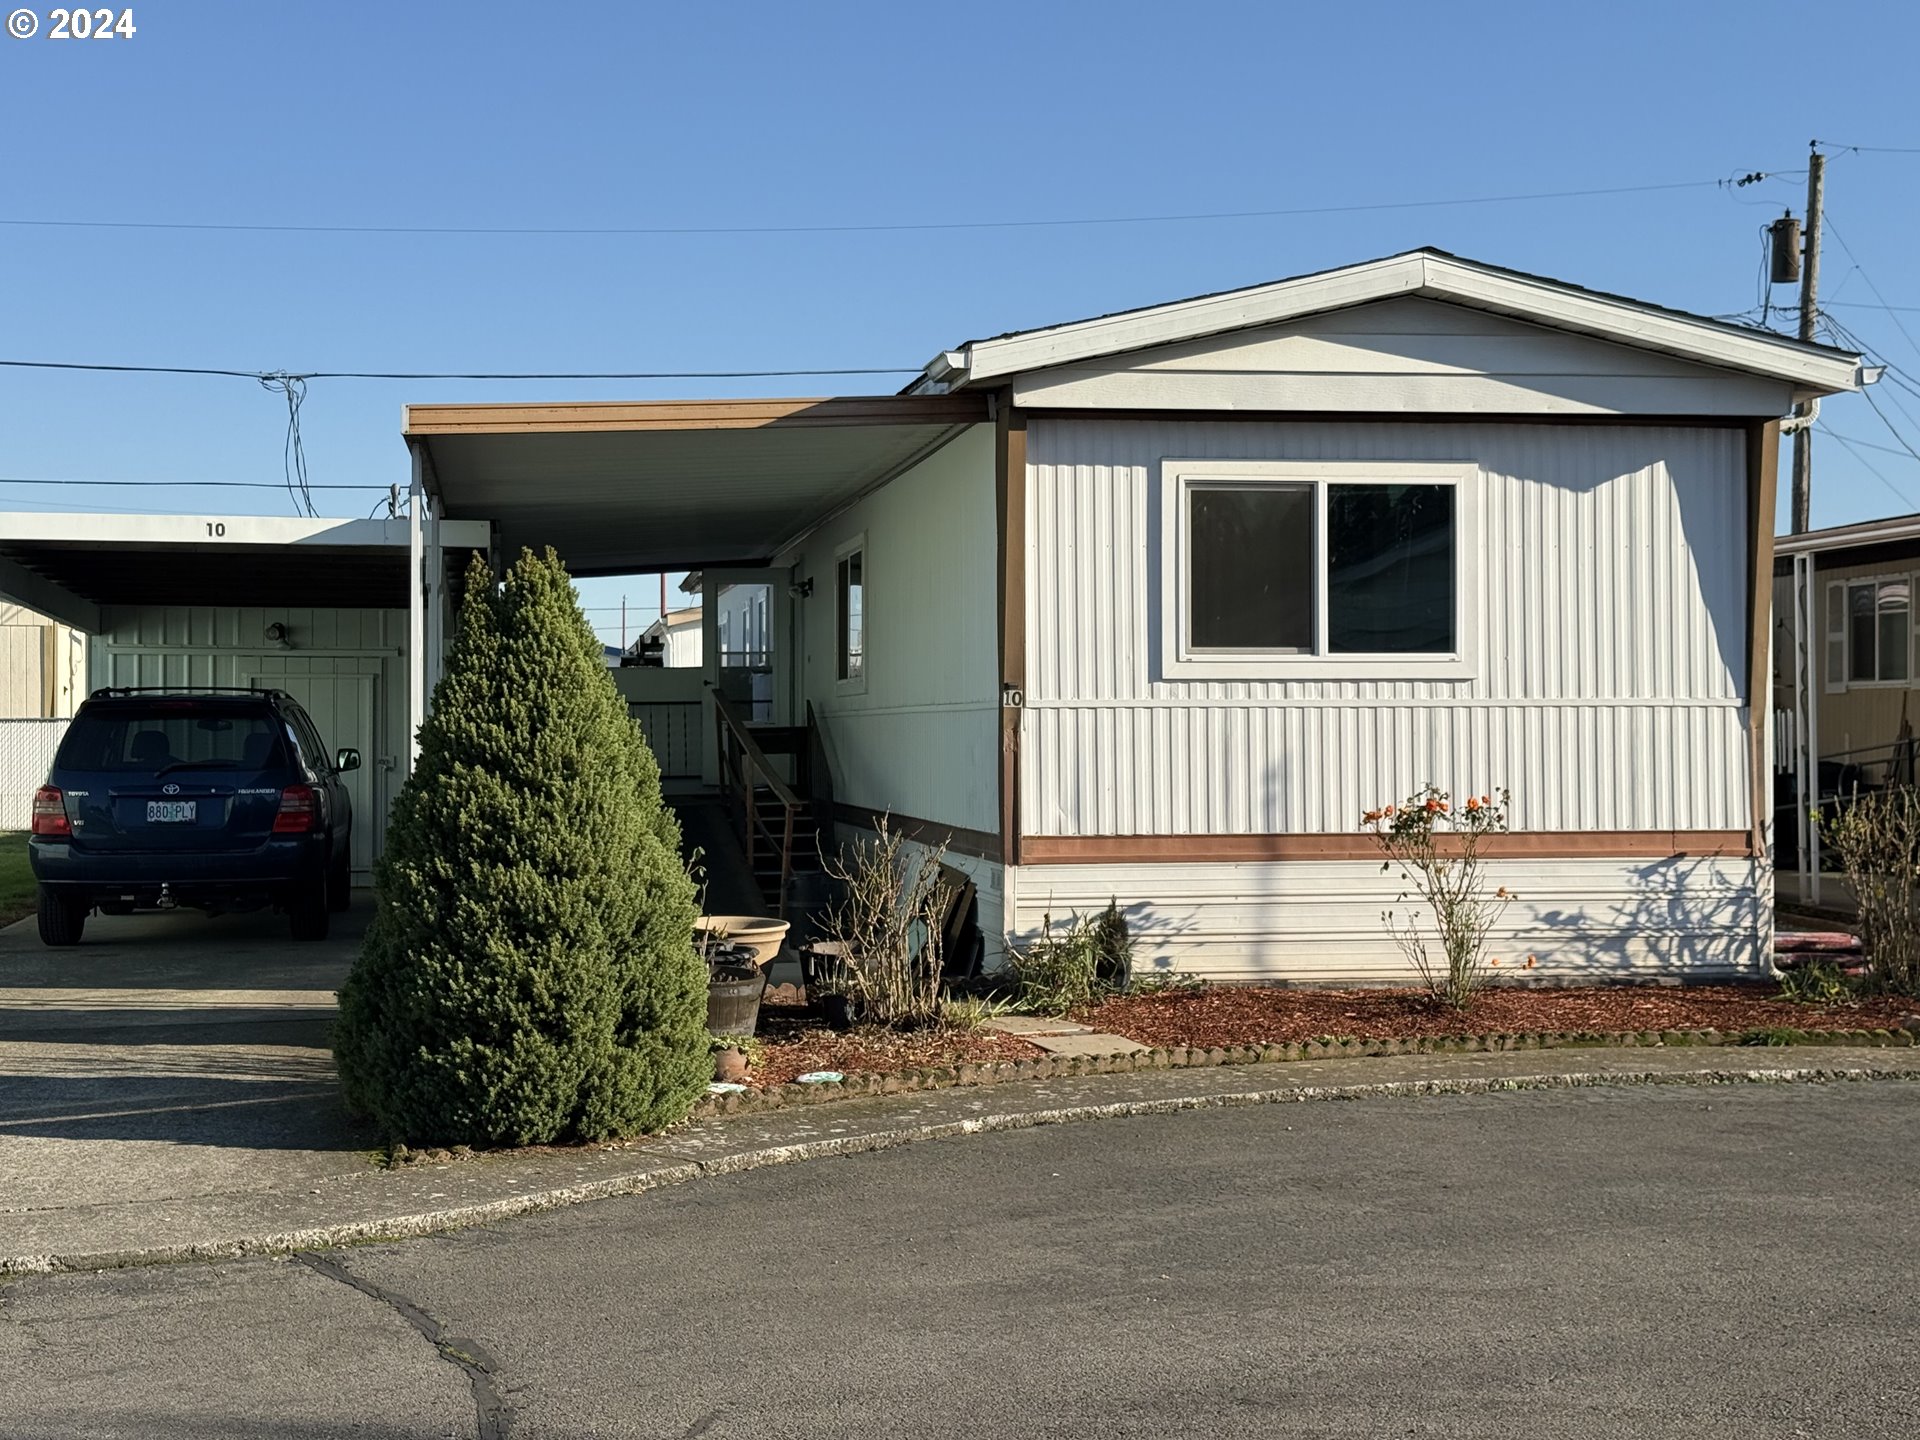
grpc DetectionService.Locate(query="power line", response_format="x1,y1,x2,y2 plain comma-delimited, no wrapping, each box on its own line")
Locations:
0,175,1786,241
1821,427,1920,509
1819,429,1920,463
1861,388,1920,466
1829,300,1920,314
0,359,921,380
1815,141,1920,155
1823,216,1920,364
0,476,388,490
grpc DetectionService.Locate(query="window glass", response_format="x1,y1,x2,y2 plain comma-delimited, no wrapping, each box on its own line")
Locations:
1825,582,1846,688
1850,583,1879,682
1877,580,1910,682
837,550,865,681
56,705,289,774
287,707,330,771
1187,485,1313,650
1327,484,1456,654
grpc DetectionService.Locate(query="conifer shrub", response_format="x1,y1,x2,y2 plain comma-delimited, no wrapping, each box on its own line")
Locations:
333,549,709,1146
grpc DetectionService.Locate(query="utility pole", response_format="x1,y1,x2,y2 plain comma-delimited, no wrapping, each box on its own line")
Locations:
620,595,628,652
1790,145,1825,533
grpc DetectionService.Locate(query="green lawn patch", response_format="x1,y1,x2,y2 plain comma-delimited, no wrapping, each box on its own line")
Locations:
0,831,35,928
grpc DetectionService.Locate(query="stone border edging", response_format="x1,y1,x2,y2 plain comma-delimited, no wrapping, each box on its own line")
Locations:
7,1058,1916,1276
695,1023,1920,1119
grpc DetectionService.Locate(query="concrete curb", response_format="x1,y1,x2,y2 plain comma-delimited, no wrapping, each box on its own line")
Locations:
6,1059,1916,1277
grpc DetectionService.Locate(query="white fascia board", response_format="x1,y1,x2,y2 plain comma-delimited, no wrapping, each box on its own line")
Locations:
0,512,490,550
1419,256,1863,395
955,250,1863,396
960,255,1427,382
0,554,100,633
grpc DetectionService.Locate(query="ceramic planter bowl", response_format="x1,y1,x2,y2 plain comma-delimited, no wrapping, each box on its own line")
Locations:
695,915,791,968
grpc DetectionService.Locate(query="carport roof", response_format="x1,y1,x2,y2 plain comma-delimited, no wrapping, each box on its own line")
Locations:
404,394,989,575
0,513,491,632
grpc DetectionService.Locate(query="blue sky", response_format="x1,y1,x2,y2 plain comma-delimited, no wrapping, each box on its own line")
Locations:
3,1,1918,641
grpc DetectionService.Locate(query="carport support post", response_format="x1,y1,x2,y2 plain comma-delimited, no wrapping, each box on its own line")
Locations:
406,459,445,765
1790,551,1820,906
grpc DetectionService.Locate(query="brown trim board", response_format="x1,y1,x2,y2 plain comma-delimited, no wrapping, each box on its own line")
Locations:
1018,832,1752,865
1745,418,1781,860
1023,408,1762,429
831,803,1001,864
405,393,989,437
996,395,1028,867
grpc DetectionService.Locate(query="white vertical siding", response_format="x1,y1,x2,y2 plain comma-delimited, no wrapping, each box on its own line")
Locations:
788,424,1001,838
1023,419,1752,837
0,626,44,718
0,607,85,719
1007,855,1771,983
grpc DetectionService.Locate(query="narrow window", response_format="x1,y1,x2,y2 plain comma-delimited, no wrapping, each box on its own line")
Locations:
1825,581,1846,690
1187,485,1313,650
1877,580,1910,681
837,548,864,682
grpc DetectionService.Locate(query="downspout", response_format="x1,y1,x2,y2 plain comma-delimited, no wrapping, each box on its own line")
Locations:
1779,395,1818,436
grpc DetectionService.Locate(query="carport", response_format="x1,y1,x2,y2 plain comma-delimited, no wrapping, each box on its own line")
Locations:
402,393,987,782
0,511,490,876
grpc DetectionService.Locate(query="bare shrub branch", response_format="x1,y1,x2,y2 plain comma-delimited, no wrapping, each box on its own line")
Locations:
1364,785,1517,1009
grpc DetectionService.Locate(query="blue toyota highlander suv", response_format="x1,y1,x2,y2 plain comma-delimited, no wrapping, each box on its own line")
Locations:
30,687,359,946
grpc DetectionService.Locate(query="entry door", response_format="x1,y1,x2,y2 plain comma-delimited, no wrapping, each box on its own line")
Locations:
252,672,380,879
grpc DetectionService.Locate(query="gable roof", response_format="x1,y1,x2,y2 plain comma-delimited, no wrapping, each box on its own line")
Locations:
915,248,1864,397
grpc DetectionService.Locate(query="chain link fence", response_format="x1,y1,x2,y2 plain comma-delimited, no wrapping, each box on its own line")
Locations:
0,719,66,830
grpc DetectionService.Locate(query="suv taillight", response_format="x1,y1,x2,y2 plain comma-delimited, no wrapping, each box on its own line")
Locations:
32,785,72,837
272,784,317,834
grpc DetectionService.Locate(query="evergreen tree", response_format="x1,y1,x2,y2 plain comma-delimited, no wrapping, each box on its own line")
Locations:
334,549,708,1146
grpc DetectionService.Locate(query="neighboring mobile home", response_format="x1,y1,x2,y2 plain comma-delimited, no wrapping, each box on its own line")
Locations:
401,250,1865,981
1770,512,1920,901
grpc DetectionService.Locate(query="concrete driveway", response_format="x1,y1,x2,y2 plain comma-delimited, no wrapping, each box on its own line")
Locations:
0,899,374,1238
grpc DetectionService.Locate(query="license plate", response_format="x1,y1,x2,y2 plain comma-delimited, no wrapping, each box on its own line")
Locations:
146,801,197,823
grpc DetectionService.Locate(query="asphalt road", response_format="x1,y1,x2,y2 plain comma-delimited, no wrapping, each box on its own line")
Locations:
5,1081,1917,1439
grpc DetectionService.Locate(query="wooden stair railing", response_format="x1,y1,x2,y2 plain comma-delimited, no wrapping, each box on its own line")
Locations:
708,685,809,917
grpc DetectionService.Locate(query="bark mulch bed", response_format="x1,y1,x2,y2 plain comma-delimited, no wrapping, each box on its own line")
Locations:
729,984,1917,1094
750,999,1042,1089
1079,983,1919,1051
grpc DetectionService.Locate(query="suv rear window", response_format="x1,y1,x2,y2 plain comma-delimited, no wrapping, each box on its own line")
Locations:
56,703,291,775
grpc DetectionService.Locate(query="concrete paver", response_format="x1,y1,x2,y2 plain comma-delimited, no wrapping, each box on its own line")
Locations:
982,1015,1091,1035
1027,1031,1149,1055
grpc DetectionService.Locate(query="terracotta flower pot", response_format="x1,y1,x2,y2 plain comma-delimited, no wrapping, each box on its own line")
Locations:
712,1046,750,1084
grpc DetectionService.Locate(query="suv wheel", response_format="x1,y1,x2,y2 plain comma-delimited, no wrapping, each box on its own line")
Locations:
37,887,87,947
289,876,331,942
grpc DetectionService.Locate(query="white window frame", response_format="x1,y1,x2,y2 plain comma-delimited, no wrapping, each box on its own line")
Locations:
834,532,867,695
1158,459,1478,681
1828,572,1916,691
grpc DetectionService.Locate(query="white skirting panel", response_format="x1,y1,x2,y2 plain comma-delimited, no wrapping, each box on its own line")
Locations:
1005,856,1772,985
